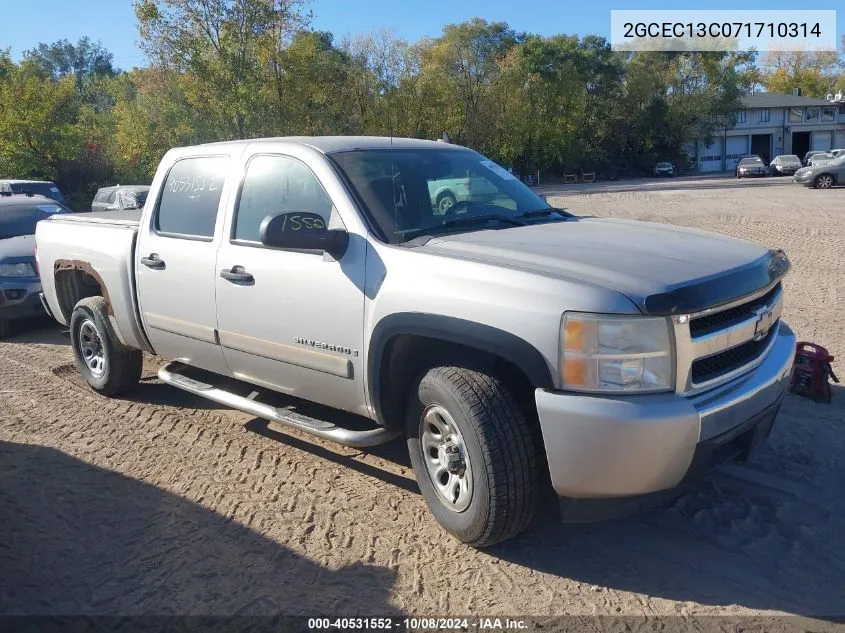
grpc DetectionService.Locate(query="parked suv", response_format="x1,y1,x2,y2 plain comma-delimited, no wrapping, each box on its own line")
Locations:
0,180,68,206
0,195,69,337
36,137,795,546
91,185,151,213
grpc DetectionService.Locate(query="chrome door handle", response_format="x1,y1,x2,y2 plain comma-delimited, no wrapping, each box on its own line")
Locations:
220,266,254,283
140,253,165,269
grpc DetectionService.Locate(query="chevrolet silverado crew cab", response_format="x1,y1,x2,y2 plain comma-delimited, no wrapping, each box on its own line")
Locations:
36,137,795,547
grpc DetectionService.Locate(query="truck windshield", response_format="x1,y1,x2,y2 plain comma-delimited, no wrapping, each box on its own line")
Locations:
329,148,552,244
0,203,67,239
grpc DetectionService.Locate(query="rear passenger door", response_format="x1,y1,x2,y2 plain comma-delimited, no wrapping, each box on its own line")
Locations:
135,155,233,376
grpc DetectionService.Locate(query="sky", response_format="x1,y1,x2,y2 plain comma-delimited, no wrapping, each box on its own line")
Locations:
3,0,844,68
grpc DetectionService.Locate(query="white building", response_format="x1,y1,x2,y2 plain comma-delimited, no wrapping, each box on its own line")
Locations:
694,92,845,173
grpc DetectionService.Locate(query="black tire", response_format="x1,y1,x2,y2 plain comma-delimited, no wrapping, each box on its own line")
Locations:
814,174,834,189
0,319,10,339
436,191,457,215
406,366,537,547
69,296,142,396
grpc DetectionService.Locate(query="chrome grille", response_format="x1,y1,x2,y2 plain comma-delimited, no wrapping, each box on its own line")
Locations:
690,327,777,383
689,284,781,338
673,283,783,395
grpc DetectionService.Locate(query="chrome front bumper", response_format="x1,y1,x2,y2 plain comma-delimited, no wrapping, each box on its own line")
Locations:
535,321,796,504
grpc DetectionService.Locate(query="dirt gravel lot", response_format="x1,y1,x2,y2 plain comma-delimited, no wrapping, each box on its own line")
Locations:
1,175,844,623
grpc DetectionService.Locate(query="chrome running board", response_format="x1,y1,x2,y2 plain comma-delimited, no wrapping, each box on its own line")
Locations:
158,362,399,448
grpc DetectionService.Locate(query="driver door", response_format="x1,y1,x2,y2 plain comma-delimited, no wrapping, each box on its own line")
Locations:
214,152,368,414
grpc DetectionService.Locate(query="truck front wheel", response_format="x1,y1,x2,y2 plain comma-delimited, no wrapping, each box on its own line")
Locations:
69,296,142,396
406,366,538,547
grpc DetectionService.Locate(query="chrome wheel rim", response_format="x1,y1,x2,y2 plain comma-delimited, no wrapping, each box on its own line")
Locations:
818,175,833,188
78,319,106,378
420,405,473,512
438,196,455,214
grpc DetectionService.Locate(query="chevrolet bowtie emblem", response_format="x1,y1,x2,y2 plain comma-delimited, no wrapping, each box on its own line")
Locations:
753,306,775,341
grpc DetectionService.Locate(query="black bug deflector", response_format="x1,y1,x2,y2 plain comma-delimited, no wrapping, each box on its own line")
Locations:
641,249,791,316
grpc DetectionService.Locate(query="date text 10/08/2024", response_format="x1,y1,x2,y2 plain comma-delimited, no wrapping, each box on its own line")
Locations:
308,618,529,630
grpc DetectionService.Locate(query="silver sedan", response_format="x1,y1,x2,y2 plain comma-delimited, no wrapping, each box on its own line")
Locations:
793,155,845,188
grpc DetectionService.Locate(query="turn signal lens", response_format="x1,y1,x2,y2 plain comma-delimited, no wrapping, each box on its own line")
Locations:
562,358,588,387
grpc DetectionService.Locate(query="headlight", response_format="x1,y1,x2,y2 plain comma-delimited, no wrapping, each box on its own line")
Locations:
560,313,674,393
0,263,37,277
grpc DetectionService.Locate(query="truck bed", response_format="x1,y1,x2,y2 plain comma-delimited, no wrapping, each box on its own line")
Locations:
36,212,151,353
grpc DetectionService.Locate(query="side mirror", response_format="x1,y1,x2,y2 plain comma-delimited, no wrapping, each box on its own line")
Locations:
258,212,348,258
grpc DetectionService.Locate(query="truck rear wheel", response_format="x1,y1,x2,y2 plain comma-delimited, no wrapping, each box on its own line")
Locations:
406,365,537,547
69,296,142,396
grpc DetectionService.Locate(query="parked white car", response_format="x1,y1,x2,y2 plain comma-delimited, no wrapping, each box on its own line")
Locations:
809,152,835,167
428,173,499,214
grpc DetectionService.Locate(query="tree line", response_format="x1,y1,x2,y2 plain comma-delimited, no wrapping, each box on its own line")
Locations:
1,0,843,209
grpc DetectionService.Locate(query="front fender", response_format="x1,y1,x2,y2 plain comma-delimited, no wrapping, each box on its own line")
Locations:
367,312,555,426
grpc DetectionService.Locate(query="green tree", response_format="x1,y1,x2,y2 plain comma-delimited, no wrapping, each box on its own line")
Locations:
417,19,522,151
0,55,80,180
762,49,843,97
266,31,352,136
23,37,117,92
134,0,310,139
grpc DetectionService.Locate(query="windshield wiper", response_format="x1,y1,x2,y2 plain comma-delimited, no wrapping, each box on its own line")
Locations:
440,214,526,228
517,208,571,220
399,214,526,241
519,208,557,218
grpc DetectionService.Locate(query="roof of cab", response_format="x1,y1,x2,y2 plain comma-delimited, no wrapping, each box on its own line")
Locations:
187,136,468,154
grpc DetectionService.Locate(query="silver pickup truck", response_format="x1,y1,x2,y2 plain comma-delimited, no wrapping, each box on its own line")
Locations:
36,137,795,547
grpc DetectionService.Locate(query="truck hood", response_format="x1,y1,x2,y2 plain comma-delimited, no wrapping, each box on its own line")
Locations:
0,234,36,261
420,217,789,315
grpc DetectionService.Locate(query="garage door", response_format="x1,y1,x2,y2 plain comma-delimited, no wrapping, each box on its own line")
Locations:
725,136,748,171
812,131,832,151
698,138,723,172
834,130,845,150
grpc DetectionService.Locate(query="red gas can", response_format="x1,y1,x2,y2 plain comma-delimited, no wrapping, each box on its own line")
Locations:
790,342,839,402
